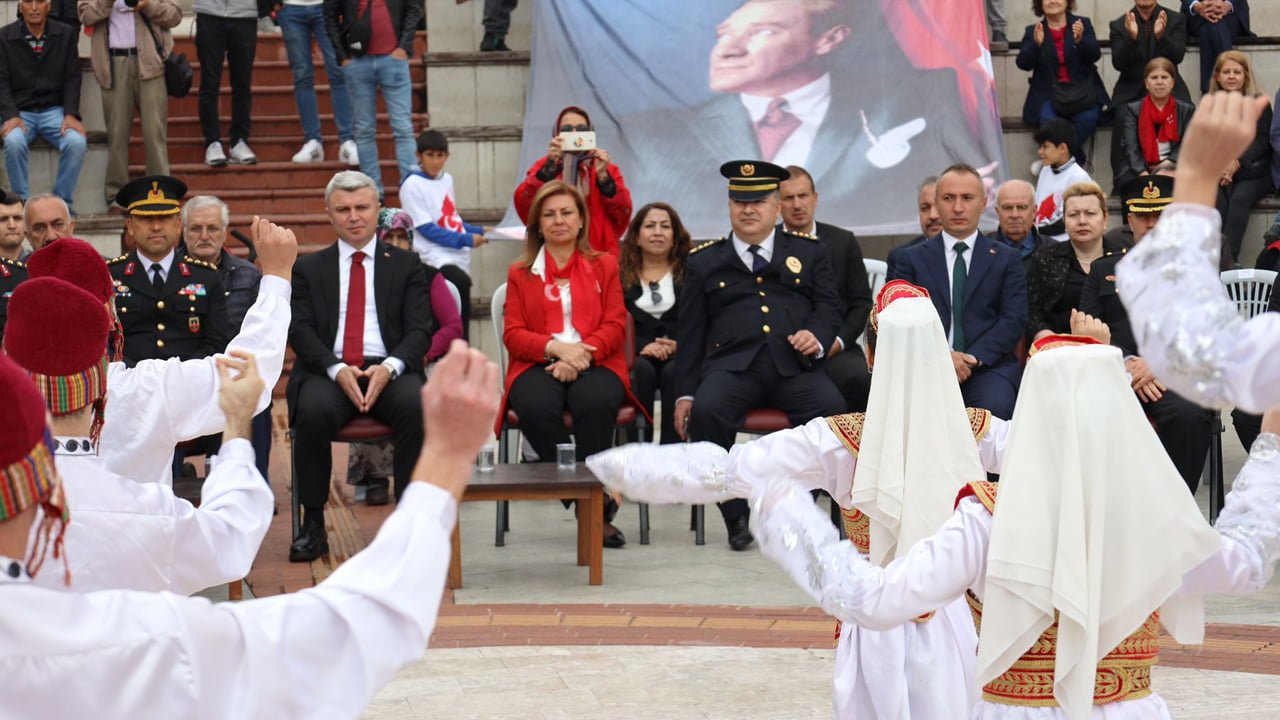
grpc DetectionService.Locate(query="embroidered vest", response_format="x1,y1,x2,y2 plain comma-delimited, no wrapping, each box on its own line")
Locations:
825,408,992,640
959,481,1160,707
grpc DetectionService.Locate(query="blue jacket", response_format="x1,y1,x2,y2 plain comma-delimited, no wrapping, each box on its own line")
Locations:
887,233,1028,385
1015,14,1111,125
217,249,262,332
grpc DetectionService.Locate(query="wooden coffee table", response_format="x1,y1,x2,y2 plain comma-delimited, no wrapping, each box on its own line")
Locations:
447,463,604,588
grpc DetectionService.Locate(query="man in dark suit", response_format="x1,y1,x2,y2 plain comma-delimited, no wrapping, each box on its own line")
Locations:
779,165,872,412
1079,175,1213,492
108,176,231,365
885,175,941,278
992,179,1052,273
888,164,1027,419
287,171,434,562
674,161,844,551
628,0,1001,235
1181,0,1250,93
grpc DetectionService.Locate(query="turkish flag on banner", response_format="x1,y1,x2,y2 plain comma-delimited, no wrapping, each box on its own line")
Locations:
877,0,996,134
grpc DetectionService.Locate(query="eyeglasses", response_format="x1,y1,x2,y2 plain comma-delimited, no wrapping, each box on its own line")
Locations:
558,123,590,133
648,281,662,305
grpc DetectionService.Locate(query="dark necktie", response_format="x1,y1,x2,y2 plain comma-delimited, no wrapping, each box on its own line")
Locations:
951,242,968,351
755,98,802,162
342,251,367,366
748,244,767,274
150,263,164,294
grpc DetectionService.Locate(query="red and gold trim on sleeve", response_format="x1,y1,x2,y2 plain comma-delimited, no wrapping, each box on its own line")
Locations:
966,592,1158,707
966,407,992,442
955,480,999,514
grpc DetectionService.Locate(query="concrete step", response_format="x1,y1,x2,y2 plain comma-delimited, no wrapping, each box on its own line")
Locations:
424,0,533,53
424,53,530,128
128,132,406,165
131,158,412,190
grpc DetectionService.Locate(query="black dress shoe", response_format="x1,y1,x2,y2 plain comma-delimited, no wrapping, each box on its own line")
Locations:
603,525,626,549
289,513,329,563
727,517,754,552
365,478,390,506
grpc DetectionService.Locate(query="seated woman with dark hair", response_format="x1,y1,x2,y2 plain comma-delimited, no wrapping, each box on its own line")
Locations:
1115,57,1196,190
1025,182,1127,341
1209,51,1274,267
1016,0,1110,165
501,181,646,547
619,202,692,445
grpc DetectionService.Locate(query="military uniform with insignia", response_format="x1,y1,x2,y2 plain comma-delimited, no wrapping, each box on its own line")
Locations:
108,176,231,365
1079,174,1213,493
0,255,28,342
675,161,845,549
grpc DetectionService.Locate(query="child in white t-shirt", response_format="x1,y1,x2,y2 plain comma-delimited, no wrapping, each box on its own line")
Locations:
398,129,488,337
1032,119,1093,242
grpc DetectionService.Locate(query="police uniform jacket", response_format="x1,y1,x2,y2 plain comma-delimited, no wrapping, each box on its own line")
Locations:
109,250,231,365
675,229,842,399
1078,249,1138,356
0,255,27,341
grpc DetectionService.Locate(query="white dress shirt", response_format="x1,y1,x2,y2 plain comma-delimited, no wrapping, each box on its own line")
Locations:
1,482,456,720
38,438,272,594
740,74,831,168
731,230,775,272
530,247,583,344
103,274,291,487
941,230,978,347
328,240,402,381
139,247,176,285
633,270,675,318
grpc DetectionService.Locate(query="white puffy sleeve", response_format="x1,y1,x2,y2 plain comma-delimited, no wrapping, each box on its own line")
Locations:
1181,433,1280,595
585,442,742,505
978,416,1009,475
751,478,989,631
1115,204,1280,413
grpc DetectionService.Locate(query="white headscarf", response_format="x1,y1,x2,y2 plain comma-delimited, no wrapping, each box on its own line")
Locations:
850,296,986,566
977,344,1221,720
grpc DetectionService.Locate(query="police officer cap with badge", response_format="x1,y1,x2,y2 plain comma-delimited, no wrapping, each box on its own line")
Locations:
0,187,28,342
673,160,845,551
108,175,231,365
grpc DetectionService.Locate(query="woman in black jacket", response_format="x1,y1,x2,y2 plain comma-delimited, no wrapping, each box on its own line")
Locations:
1210,51,1275,266
619,202,691,444
1016,0,1110,165
1114,57,1196,192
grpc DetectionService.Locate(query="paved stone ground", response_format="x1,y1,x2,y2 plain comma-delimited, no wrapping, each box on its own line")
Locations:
210,409,1280,718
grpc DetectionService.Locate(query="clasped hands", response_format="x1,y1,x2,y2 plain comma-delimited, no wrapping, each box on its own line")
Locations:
546,339,596,382
335,363,393,413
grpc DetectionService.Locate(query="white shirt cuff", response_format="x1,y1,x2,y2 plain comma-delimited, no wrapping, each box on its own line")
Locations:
397,482,459,531
258,274,290,299
326,363,346,381
382,358,406,377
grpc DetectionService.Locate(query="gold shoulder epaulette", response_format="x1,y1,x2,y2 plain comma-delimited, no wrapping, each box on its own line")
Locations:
690,237,725,255
106,254,129,264
182,255,218,270
0,256,22,267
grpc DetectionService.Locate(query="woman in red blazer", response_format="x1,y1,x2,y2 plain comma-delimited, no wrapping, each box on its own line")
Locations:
500,181,641,547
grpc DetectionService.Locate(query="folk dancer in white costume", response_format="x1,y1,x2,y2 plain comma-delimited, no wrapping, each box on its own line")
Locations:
0,340,499,719
3,276,271,593
750,336,1280,720
25,218,293,487
1116,91,1280,413
589,280,1011,719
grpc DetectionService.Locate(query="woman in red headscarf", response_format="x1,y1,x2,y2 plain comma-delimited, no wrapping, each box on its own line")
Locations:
513,106,632,256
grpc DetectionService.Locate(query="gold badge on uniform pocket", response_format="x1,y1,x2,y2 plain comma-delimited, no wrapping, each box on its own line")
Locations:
188,316,201,334
785,256,802,273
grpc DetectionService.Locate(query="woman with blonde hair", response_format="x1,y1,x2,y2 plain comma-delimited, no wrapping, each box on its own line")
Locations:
1209,50,1274,266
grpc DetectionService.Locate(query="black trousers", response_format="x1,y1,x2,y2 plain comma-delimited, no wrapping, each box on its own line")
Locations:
291,368,424,510
630,354,679,444
1145,388,1214,495
1217,175,1273,265
439,264,471,340
507,364,623,461
482,0,518,35
1231,408,1263,453
196,13,258,145
824,346,872,413
691,348,844,524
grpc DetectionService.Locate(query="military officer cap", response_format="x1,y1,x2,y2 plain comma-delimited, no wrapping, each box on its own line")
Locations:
115,175,188,217
1120,174,1174,215
720,160,790,201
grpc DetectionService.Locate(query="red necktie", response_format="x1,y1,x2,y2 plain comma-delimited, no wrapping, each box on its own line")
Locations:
755,98,802,162
342,251,366,366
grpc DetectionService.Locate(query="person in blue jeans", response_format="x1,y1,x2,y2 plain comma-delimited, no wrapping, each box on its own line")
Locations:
323,0,421,194
276,0,359,166
0,0,85,211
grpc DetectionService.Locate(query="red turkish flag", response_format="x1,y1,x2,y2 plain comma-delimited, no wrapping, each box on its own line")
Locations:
439,195,465,233
1035,194,1058,226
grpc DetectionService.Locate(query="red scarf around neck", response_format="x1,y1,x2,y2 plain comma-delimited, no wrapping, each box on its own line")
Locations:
1138,95,1179,165
541,247,603,338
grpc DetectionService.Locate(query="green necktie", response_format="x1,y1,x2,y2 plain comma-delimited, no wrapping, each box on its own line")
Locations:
951,241,968,352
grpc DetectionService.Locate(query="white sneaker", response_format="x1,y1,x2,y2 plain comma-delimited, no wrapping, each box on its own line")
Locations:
291,139,324,164
338,140,360,166
205,142,227,167
229,140,258,165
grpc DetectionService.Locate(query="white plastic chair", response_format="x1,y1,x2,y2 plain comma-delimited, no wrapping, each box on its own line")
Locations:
1221,269,1277,320
444,278,463,315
